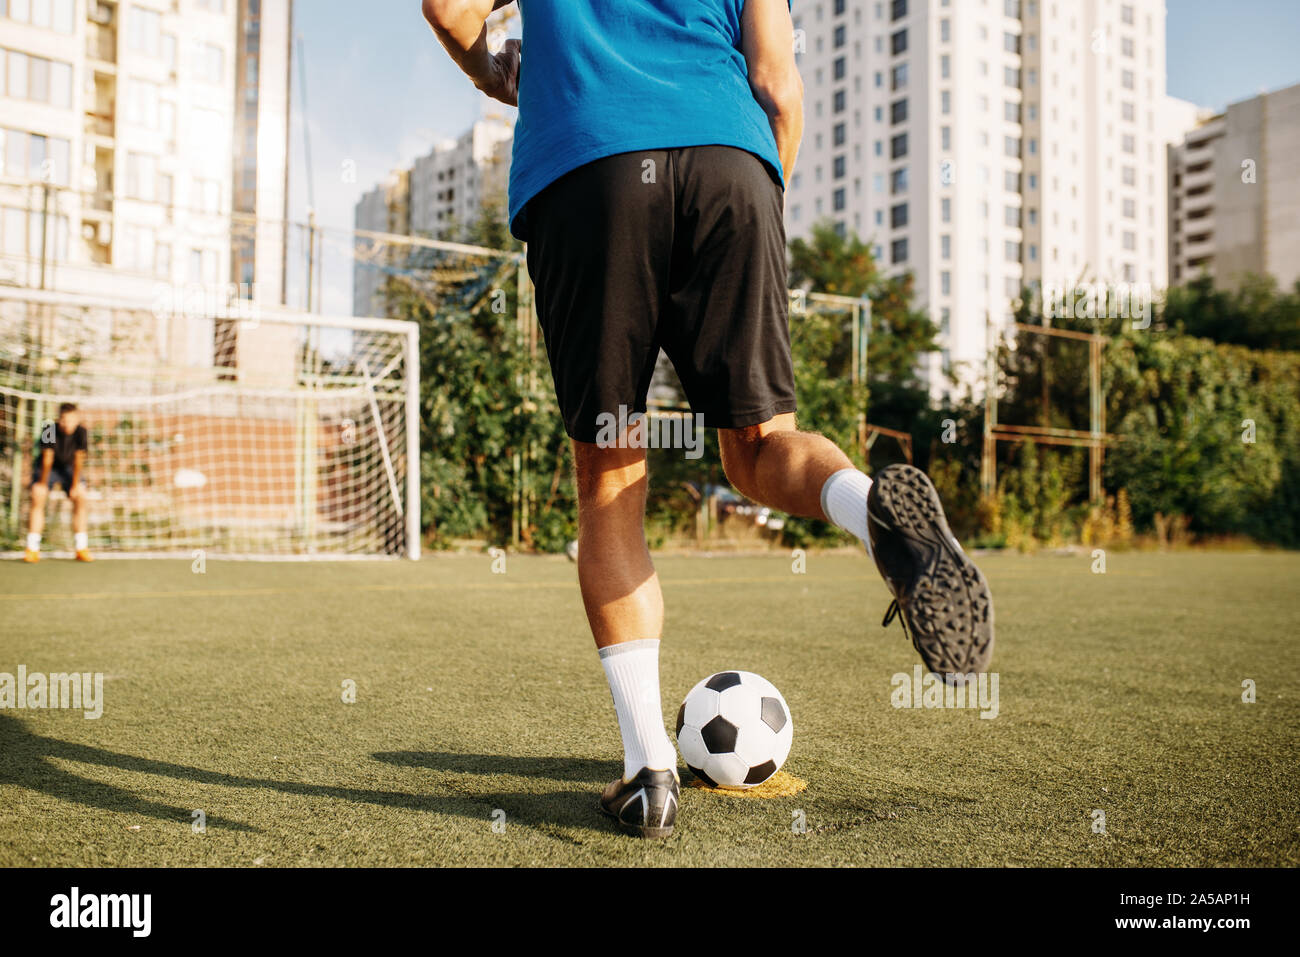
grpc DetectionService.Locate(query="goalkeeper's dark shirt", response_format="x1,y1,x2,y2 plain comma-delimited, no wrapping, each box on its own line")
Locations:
39,423,88,468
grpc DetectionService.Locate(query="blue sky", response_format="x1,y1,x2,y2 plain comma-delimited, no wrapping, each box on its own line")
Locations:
289,1,1300,313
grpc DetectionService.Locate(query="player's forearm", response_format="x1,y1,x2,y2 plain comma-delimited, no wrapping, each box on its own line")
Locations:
39,449,52,483
72,451,85,488
422,0,497,89
766,88,804,186
741,0,805,186
752,74,804,185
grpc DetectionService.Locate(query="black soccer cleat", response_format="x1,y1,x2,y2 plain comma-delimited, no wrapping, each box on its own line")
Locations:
867,464,994,676
599,768,679,839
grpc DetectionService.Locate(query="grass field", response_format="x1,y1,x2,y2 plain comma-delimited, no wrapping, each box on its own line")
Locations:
1,550,1297,867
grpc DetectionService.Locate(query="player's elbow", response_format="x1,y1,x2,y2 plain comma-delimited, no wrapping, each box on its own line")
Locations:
421,0,462,31
750,67,804,121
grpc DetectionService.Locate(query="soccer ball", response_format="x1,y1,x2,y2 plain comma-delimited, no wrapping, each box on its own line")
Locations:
675,671,793,789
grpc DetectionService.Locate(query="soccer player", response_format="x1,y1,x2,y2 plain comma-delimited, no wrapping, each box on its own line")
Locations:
25,402,93,563
423,0,993,838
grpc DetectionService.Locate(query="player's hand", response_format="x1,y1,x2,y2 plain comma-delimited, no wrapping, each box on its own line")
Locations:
474,38,520,106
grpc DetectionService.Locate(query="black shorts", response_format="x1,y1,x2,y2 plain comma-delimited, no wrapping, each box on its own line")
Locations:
524,145,797,444
32,460,75,491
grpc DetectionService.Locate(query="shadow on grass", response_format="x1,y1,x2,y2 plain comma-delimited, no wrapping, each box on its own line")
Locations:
375,750,616,783
0,715,622,841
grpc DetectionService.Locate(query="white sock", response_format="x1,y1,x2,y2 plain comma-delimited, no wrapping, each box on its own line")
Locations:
27,533,41,552
821,468,874,556
74,532,88,551
599,638,678,779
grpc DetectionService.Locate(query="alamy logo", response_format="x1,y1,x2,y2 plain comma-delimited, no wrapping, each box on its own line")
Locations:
594,406,704,460
50,887,151,937
890,665,1000,719
0,666,104,719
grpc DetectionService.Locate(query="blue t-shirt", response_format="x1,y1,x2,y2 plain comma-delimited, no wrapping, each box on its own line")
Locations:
509,0,786,240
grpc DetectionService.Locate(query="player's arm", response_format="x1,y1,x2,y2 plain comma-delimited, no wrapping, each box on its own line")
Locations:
741,0,804,186
421,0,520,106
37,447,53,486
72,449,85,492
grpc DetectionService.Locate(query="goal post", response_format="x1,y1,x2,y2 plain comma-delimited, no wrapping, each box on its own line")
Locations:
0,287,420,560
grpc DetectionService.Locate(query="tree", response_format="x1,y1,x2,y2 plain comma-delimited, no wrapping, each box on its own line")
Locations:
788,219,941,436
1163,274,1300,352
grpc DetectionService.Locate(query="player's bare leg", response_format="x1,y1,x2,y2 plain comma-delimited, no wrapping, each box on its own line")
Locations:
572,440,662,649
718,413,852,519
720,413,994,676
572,436,678,839
70,484,93,561
24,482,47,562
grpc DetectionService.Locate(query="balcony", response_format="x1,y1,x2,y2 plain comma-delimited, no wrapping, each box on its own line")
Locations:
86,27,118,67
1182,168,1215,193
84,112,116,140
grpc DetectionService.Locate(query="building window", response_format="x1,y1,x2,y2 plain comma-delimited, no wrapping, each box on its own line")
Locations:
833,122,847,146
891,133,908,159
1,127,71,185
891,98,908,124
891,0,908,21
891,238,909,264
891,29,908,55
833,155,847,179
127,6,164,58
891,203,908,228
1,50,74,108
891,63,908,90
890,166,909,194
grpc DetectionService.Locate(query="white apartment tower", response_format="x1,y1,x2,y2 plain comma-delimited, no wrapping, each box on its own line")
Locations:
0,0,292,361
408,115,513,239
352,115,513,317
789,0,1181,388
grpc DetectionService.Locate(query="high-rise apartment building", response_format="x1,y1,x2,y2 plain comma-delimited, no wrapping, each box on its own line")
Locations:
1168,82,1300,291
409,116,513,240
352,115,513,317
788,0,1192,388
0,0,292,361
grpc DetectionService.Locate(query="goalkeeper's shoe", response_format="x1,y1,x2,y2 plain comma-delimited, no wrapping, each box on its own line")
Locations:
599,767,679,839
23,549,39,563
75,549,94,562
867,464,994,676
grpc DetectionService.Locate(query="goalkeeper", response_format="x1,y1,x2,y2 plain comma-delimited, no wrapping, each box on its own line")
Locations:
24,402,93,563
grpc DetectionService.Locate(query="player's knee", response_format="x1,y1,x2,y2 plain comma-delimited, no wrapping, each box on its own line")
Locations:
68,485,86,503
719,435,759,499
572,440,646,504
30,483,48,505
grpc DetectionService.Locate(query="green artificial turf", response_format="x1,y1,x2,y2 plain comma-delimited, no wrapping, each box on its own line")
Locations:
0,550,1296,867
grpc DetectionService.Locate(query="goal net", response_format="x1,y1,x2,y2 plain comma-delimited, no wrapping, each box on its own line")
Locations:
0,288,420,560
